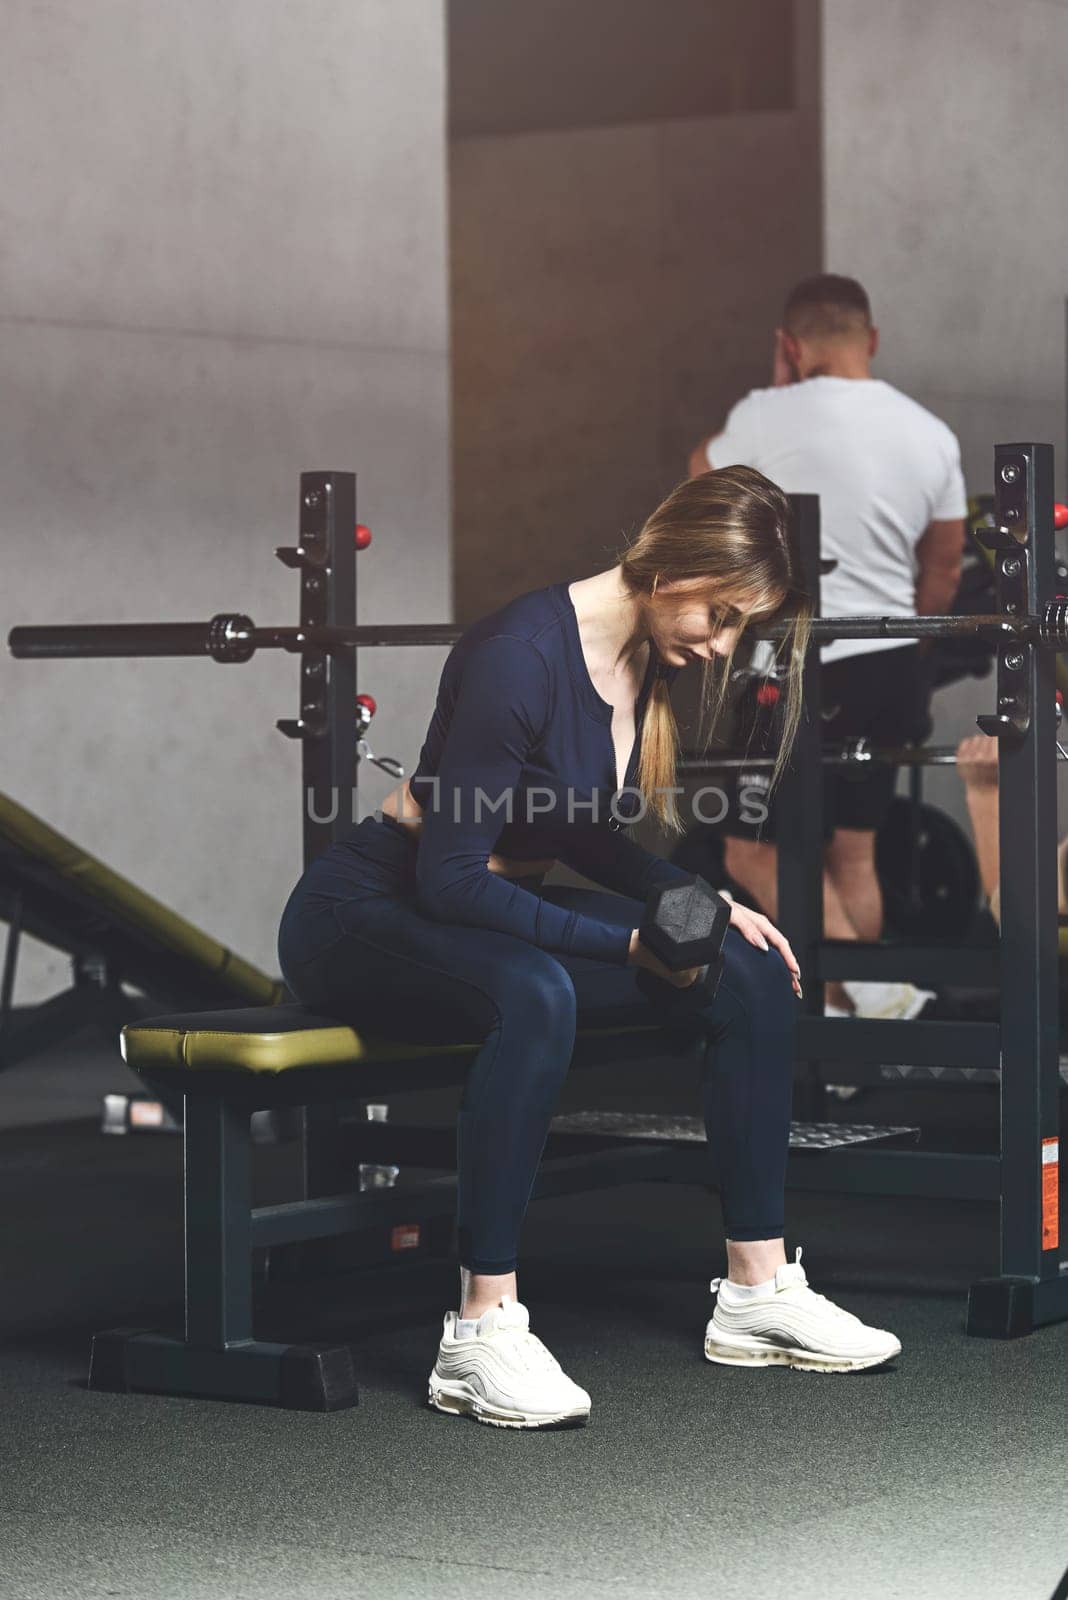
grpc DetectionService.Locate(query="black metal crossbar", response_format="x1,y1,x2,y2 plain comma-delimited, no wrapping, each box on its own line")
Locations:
12,604,1068,663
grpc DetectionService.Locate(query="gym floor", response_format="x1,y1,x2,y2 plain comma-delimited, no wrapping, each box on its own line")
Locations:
2,1040,1066,1600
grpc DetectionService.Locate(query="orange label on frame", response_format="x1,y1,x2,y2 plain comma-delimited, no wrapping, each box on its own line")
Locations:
391,1224,422,1252
1042,1139,1059,1252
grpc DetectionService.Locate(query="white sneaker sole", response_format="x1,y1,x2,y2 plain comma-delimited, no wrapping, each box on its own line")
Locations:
427,1371,590,1429
704,1327,901,1373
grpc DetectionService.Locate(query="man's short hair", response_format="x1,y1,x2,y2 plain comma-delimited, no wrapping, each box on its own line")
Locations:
783,274,872,339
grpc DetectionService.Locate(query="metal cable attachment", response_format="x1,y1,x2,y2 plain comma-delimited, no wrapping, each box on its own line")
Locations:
1039,599,1068,647
207,613,256,663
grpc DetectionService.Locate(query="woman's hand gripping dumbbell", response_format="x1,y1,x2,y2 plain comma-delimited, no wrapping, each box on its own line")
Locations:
627,876,803,1006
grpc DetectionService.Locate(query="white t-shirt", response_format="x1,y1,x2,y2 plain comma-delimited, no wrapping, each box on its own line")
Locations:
706,377,968,664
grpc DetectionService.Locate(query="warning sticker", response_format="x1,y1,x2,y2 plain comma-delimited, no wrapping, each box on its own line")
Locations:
1042,1139,1059,1253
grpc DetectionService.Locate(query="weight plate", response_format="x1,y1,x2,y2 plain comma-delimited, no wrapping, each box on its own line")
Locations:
876,798,980,940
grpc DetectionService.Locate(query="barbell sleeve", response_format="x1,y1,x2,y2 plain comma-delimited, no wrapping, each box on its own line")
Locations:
9,621,222,660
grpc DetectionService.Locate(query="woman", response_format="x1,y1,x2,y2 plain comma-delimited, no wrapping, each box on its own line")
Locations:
277,466,902,1429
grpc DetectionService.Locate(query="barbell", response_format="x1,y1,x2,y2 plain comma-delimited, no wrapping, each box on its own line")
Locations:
11,598,1068,665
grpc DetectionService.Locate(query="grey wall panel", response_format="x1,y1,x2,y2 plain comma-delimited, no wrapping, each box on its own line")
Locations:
823,0,1068,497
451,107,821,625
450,120,664,617
656,109,825,475
449,0,794,136
823,0,1068,842
0,1,448,351
2,3,449,1004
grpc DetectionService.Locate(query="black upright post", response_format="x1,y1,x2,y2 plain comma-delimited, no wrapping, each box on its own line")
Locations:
969,442,1064,1336
184,1094,253,1348
297,472,358,867
776,495,824,1096
293,473,357,1202
997,443,1059,1282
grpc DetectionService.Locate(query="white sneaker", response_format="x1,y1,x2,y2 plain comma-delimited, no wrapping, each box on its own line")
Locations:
428,1295,592,1429
841,981,935,1021
704,1248,902,1373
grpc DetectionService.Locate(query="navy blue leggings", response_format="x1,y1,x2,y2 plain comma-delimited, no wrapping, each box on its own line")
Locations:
277,816,797,1273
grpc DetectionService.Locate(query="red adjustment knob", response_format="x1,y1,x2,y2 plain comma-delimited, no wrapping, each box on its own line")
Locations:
356,693,377,717
755,683,781,708
1054,503,1068,531
1057,690,1064,709
355,523,373,549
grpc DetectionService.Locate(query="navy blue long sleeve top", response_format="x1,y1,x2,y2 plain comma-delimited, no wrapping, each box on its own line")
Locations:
407,581,694,966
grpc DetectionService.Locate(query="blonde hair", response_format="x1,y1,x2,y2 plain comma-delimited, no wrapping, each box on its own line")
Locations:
615,465,811,833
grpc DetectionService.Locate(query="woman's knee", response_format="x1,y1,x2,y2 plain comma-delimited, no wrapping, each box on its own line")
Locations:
501,952,577,1044
720,931,797,1018
465,954,577,1111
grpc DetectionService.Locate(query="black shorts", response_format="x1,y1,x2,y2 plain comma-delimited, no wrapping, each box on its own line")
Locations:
717,645,932,841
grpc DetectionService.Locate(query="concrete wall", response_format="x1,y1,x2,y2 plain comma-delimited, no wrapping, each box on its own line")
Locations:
450,1,822,625
822,0,1068,836
449,0,795,137
0,2,450,1000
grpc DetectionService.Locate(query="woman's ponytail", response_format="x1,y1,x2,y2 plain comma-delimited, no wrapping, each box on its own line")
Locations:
636,669,683,832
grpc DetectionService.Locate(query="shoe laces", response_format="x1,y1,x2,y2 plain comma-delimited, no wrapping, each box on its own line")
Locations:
789,1282,859,1322
484,1298,565,1377
506,1328,565,1378
784,1248,859,1321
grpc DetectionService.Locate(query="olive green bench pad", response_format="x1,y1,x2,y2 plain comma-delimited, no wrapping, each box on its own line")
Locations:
121,1005,672,1077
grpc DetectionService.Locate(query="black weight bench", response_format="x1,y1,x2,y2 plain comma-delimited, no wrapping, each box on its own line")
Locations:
89,1002,697,1411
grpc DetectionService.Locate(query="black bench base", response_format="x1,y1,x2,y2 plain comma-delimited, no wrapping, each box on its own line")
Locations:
966,1278,1036,1339
88,1327,358,1411
964,1273,1068,1339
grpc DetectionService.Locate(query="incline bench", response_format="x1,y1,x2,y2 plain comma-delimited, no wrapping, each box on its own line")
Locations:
88,1002,915,1411
0,789,284,1069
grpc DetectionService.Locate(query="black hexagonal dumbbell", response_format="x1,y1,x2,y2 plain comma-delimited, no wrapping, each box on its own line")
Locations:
634,875,732,1011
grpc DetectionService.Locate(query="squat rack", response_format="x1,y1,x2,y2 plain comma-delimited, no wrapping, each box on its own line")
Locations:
8,443,1066,1336
770,450,1064,1337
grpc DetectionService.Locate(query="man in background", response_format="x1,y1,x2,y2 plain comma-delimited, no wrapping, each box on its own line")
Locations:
689,274,968,1018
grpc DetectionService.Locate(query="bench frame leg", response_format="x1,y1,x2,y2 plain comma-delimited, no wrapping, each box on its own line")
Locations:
88,1092,358,1410
185,1090,253,1346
